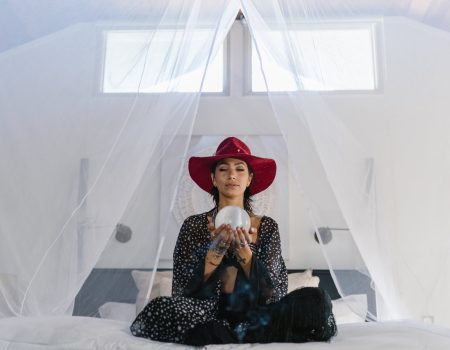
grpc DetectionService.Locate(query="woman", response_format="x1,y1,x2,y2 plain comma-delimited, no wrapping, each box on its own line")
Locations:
130,137,336,345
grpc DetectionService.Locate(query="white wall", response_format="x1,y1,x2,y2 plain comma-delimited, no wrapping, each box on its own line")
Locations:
97,16,450,276
188,17,450,325
6,16,446,276
2,12,450,324
189,17,450,272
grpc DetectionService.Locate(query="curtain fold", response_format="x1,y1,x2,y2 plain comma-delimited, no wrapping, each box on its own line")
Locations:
1,0,450,329
241,0,393,321
242,0,450,324
0,0,240,316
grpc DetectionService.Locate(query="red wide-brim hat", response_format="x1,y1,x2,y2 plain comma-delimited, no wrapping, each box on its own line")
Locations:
188,137,276,195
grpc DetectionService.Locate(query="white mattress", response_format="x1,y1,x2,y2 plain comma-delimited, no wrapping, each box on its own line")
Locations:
1,316,450,350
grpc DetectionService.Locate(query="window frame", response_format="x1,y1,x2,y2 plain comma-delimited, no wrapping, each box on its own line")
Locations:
96,24,230,96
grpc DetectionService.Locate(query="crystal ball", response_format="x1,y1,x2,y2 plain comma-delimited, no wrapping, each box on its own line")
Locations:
215,206,251,231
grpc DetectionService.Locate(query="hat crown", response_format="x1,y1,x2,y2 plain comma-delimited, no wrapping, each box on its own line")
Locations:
215,137,251,156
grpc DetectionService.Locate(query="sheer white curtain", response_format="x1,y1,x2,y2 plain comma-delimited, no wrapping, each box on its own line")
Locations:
243,0,450,325
0,0,239,317
1,0,450,330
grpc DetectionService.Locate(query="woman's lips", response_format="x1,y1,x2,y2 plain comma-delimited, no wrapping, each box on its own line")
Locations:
226,184,240,188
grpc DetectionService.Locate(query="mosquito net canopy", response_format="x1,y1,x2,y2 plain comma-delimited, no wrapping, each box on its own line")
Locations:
1,0,450,332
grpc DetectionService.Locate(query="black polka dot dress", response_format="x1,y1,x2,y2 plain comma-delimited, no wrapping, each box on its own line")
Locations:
130,209,288,344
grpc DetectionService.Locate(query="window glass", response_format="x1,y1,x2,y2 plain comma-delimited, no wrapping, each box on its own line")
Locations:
103,30,224,93
252,25,377,92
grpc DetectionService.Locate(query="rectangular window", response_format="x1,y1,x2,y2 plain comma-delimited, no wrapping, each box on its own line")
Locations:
102,29,225,93
251,22,379,92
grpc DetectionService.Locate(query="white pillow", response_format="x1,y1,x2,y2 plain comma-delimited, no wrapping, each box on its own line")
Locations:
159,276,173,298
131,270,173,315
331,294,368,324
98,302,136,323
287,269,320,293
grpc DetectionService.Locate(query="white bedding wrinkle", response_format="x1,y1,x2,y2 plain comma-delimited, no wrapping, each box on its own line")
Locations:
1,317,450,350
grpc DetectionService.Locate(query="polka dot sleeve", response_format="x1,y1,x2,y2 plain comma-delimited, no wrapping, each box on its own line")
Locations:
258,216,288,303
172,214,216,298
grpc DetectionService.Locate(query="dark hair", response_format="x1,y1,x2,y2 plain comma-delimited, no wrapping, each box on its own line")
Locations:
210,161,254,214
259,287,337,343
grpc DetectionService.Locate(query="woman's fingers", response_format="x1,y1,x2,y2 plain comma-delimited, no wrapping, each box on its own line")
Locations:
235,227,249,248
212,225,234,247
211,225,254,254
232,229,240,249
210,225,233,257
207,216,216,233
224,225,234,244
237,227,252,244
211,223,227,238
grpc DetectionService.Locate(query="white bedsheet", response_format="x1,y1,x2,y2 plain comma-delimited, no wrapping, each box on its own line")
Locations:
1,316,450,349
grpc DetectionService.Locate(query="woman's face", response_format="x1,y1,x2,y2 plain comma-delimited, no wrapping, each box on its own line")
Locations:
211,158,253,200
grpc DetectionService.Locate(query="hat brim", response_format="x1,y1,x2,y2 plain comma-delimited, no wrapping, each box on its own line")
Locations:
188,153,276,195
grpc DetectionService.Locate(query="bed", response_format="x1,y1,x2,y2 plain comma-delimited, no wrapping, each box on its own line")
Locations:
1,269,450,349
1,316,450,349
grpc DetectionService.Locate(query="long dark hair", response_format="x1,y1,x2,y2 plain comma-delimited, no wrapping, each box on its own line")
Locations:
210,161,254,214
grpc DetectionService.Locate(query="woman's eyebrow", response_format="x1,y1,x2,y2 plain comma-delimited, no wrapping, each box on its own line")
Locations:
217,160,246,166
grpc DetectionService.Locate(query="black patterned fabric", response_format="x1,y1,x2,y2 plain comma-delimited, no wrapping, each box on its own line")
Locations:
130,209,288,343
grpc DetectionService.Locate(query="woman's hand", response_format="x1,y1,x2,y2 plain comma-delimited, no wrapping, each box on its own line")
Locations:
210,224,233,256
206,215,256,268
232,227,253,266
205,223,233,270
208,215,257,243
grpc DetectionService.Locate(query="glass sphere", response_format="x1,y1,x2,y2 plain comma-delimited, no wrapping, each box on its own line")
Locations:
215,205,251,231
